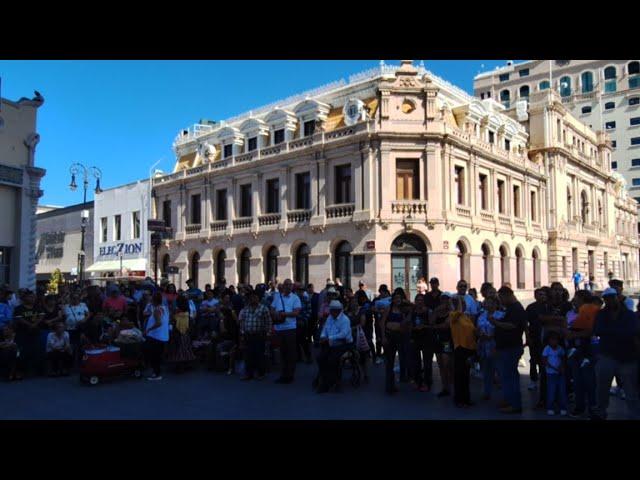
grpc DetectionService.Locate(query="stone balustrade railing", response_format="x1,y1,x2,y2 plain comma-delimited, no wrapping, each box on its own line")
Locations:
391,200,428,215
326,203,355,219
287,209,312,223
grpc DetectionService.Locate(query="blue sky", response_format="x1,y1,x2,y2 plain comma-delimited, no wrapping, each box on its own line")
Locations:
0,60,518,206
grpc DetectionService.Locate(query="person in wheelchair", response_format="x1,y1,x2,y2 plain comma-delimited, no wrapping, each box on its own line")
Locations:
315,300,353,393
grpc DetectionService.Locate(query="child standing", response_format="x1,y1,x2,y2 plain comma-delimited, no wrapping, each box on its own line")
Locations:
542,331,568,416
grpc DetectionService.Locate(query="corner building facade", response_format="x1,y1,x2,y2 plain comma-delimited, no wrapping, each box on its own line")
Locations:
151,61,638,299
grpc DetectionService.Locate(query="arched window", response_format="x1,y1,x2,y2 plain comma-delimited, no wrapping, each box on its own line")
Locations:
215,250,226,286
539,80,550,91
456,241,470,282
515,247,525,290
628,62,640,89
581,71,594,93
519,85,530,99
190,252,200,288
604,66,617,93
559,76,572,97
500,89,511,108
499,246,510,287
481,243,493,284
265,246,278,283
238,248,250,285
581,190,589,224
294,244,310,286
334,241,352,289
532,249,541,288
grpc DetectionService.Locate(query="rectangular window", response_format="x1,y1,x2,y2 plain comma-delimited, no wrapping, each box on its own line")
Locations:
499,73,510,82
487,91,491,98
132,211,141,239
247,137,257,152
479,174,488,210
612,140,617,148
216,189,228,221
266,178,280,213
353,255,365,275
531,191,537,221
190,194,201,224
497,179,506,214
396,159,419,200
606,121,616,130
632,137,640,146
223,144,233,158
513,185,521,217
114,215,121,241
101,217,108,243
274,129,285,145
630,97,640,106
162,200,172,228
631,117,640,126
335,164,352,204
562,256,568,278
519,68,529,77
504,139,510,151
480,93,485,100
633,159,640,167
295,172,311,210
488,131,495,144
631,77,640,89
303,120,315,137
454,166,465,205
633,178,640,186
0,248,10,286
581,106,592,114
612,161,618,169
239,184,252,217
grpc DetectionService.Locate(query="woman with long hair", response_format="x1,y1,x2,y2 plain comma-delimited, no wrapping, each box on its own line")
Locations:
379,293,411,394
167,293,197,373
428,294,453,398
449,295,477,408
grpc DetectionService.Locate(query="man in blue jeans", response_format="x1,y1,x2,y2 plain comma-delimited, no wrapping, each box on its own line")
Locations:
490,286,527,414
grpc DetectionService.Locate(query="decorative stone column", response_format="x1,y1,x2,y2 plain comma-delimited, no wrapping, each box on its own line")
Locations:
21,166,45,290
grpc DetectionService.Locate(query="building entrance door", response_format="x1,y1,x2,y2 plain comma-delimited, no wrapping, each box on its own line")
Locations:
391,234,427,300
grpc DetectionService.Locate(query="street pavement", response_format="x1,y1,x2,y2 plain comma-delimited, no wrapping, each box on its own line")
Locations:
0,348,630,420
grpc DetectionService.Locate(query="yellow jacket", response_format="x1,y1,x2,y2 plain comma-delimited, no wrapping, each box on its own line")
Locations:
449,311,477,350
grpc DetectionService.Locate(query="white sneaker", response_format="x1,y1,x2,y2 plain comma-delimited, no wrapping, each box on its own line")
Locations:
560,410,568,416
528,382,538,391
147,375,163,381
547,410,555,416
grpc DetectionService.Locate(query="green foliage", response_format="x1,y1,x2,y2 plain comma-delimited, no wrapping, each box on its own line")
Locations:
47,268,64,294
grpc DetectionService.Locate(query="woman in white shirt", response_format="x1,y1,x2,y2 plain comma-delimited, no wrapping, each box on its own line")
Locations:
63,293,89,366
143,292,170,381
46,322,72,376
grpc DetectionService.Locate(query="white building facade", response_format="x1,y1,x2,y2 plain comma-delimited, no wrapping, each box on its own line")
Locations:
88,180,151,279
151,61,638,299
0,93,46,290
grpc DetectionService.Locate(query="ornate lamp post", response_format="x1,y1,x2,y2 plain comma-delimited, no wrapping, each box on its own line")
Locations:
69,163,102,285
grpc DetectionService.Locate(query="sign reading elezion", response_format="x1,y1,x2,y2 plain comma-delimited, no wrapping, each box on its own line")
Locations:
99,242,143,257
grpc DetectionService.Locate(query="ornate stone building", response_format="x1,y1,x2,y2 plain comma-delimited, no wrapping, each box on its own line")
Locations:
151,61,638,298
0,92,46,290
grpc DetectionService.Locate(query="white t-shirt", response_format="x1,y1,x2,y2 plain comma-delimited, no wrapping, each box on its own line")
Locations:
271,292,302,332
144,304,170,342
63,303,89,330
542,345,565,375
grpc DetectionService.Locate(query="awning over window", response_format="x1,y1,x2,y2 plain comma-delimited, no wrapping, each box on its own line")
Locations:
86,258,147,272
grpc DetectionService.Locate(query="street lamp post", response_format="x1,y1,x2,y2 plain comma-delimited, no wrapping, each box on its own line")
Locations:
69,163,102,286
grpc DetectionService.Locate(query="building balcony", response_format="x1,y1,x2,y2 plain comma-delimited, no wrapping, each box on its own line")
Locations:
258,212,281,226
456,205,471,218
185,224,201,234
326,203,355,219
233,217,252,230
514,218,526,229
210,220,227,232
391,200,428,215
480,211,494,222
498,214,511,227
287,209,312,224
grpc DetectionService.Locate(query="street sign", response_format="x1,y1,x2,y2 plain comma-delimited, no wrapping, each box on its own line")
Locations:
167,266,179,274
150,232,163,247
147,219,166,232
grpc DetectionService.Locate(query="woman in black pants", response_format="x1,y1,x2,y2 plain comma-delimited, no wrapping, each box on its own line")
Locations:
379,294,410,394
143,292,170,381
410,294,435,392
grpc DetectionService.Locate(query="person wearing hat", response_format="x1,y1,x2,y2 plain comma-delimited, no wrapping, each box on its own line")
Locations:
103,285,127,324
315,299,353,393
590,287,640,420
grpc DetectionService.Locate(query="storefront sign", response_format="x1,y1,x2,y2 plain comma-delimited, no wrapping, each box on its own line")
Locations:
99,242,143,257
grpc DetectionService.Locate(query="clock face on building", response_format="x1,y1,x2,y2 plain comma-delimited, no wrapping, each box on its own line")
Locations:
343,99,363,126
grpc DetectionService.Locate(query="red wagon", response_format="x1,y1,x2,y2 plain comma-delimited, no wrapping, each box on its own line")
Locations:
80,344,144,385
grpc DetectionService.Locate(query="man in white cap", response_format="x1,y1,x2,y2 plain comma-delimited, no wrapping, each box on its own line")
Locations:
315,300,353,393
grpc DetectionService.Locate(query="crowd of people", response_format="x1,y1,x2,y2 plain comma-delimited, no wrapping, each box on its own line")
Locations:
0,273,638,420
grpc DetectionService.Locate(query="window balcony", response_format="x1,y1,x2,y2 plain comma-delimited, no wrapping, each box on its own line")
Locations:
258,213,281,226
185,224,201,234
287,209,312,224
456,205,471,218
233,217,252,230
210,220,227,232
391,200,428,215
326,203,355,219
